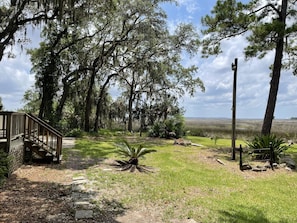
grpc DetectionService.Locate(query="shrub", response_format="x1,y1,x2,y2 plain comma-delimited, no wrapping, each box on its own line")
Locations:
148,114,185,139
65,128,84,137
246,135,289,162
0,149,9,187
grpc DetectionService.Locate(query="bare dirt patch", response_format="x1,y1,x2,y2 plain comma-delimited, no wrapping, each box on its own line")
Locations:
0,164,74,223
0,138,96,223
195,147,294,179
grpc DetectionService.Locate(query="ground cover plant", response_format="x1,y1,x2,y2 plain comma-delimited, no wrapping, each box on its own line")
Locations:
70,134,297,223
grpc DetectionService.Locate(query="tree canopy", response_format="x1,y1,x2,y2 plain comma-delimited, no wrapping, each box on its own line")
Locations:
0,0,111,61
24,0,204,133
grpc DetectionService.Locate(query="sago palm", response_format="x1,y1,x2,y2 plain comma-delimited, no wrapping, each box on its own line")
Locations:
114,140,156,172
246,134,288,162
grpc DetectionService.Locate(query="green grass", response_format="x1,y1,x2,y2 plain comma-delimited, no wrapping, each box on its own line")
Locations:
186,135,247,148
65,135,297,223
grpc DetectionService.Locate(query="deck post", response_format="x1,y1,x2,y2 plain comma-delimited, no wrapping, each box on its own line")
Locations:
6,113,12,153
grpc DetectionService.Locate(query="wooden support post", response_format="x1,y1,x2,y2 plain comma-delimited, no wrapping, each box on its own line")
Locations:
239,144,243,171
269,142,274,170
6,113,11,153
231,58,238,160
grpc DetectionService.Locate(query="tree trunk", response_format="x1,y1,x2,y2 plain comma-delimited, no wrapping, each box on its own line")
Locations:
84,71,96,132
94,73,117,132
0,44,4,62
38,55,56,124
127,83,135,132
38,77,54,123
55,80,70,123
94,95,103,132
261,0,287,135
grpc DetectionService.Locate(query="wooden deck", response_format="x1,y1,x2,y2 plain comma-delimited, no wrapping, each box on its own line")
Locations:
0,112,63,165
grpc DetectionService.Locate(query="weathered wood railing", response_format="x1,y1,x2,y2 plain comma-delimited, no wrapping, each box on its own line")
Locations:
0,112,25,149
24,113,63,162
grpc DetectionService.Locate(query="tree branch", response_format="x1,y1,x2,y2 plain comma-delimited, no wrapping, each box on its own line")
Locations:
250,3,281,18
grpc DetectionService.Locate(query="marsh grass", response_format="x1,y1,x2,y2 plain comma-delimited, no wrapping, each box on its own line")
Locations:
66,134,297,223
185,118,297,140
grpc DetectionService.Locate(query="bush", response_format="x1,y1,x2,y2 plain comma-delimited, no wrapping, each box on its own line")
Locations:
65,128,84,137
148,115,185,139
0,149,9,186
246,135,289,162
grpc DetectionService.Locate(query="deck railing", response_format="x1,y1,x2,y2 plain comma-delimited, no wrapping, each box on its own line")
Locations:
0,112,63,162
24,113,63,162
0,112,25,138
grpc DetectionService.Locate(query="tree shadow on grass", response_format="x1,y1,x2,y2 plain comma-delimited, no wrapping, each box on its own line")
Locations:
28,148,107,171
58,136,165,171
63,147,107,170
56,141,117,170
218,205,292,223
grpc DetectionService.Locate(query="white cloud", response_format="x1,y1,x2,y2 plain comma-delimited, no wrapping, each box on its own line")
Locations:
0,27,39,111
0,54,35,110
176,0,200,14
181,32,297,119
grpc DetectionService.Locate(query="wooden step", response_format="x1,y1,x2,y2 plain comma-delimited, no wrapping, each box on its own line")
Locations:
53,155,63,163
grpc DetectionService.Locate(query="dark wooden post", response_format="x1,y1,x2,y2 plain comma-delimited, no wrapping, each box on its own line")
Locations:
6,113,12,153
231,58,238,160
269,142,274,170
239,144,243,170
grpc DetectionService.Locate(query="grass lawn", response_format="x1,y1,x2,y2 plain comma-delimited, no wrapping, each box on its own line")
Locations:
66,135,297,223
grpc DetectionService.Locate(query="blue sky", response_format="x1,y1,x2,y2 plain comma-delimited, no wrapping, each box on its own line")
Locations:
162,0,297,119
0,0,297,119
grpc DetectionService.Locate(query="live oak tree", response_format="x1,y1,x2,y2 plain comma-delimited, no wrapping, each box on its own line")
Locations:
201,0,297,135
116,17,204,132
26,0,204,133
28,1,113,126
78,0,204,132
117,41,203,132
28,26,66,123
0,0,86,61
21,89,40,114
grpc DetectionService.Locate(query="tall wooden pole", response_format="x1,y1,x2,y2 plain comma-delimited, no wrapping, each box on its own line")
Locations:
231,58,238,160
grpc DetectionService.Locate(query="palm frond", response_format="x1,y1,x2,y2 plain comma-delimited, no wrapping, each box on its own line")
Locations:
114,140,157,173
136,147,157,158
116,141,156,159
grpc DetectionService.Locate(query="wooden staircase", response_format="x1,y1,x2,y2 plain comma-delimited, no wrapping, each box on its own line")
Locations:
24,114,63,163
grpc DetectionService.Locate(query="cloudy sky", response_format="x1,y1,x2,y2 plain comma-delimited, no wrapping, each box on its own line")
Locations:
163,0,297,119
0,0,296,119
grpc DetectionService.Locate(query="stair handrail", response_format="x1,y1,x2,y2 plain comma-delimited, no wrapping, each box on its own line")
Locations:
25,113,63,137
25,113,63,162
